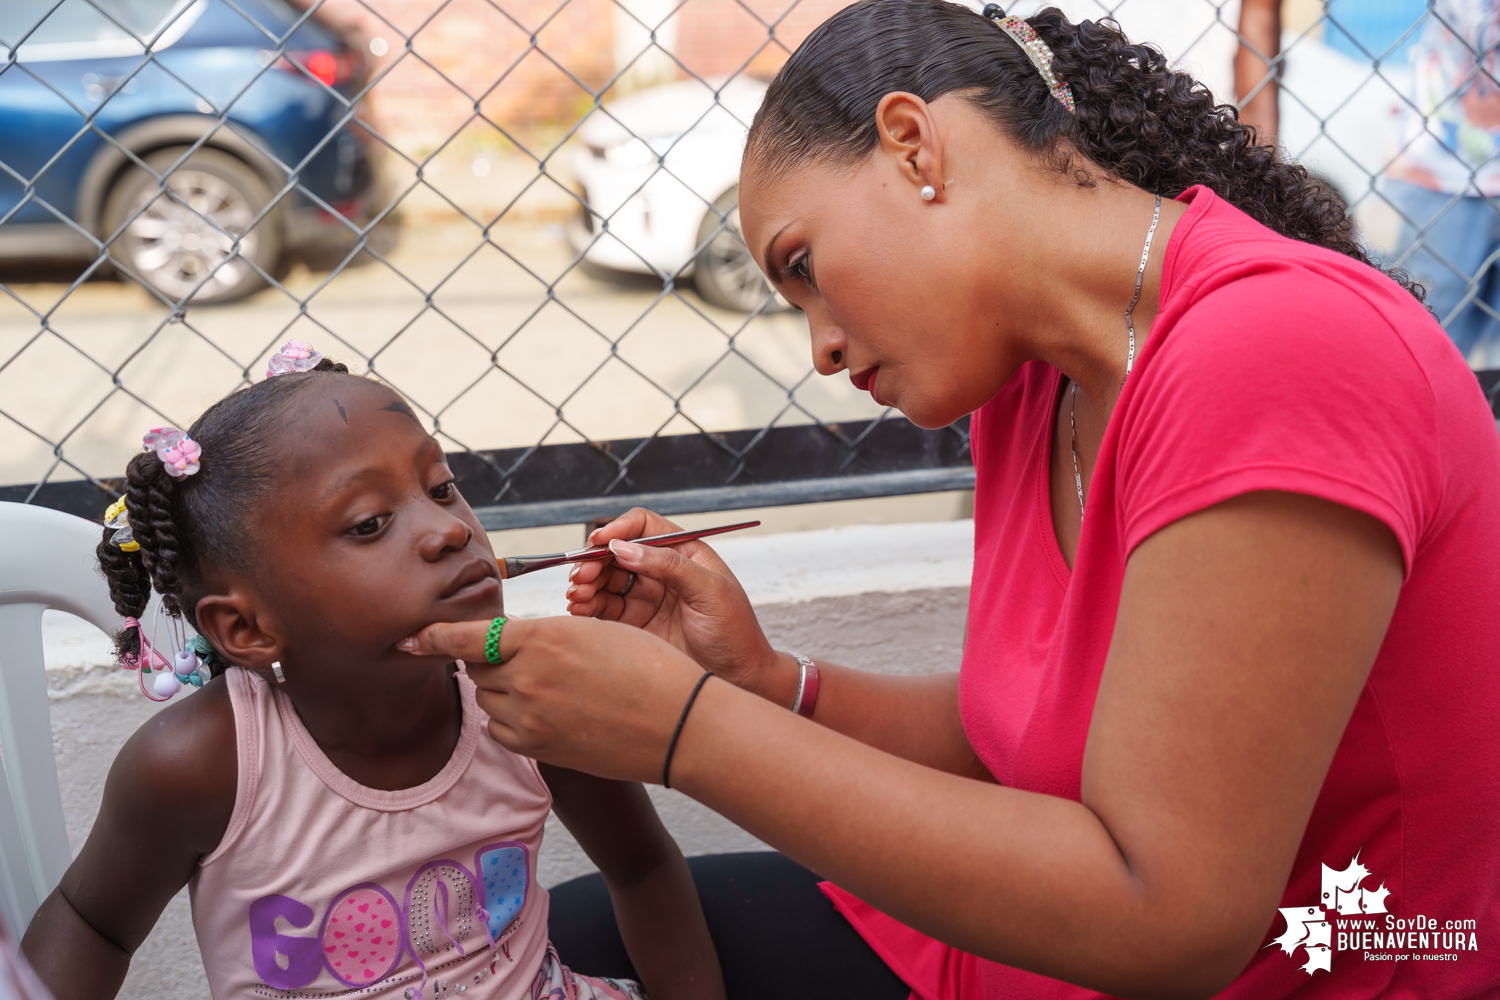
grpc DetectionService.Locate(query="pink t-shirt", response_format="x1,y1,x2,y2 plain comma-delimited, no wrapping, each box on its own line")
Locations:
823,187,1500,999
193,667,559,999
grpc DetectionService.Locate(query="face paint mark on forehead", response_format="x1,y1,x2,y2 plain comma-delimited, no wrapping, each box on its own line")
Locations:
334,399,348,424
381,400,420,425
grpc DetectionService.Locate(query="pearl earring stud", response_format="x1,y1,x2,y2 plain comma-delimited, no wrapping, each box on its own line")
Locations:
920,184,936,201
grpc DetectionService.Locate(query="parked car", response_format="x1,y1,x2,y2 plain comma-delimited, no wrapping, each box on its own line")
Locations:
0,0,382,303
568,76,779,312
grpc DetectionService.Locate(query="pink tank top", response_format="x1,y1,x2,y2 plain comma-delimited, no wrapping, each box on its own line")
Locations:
191,666,554,1000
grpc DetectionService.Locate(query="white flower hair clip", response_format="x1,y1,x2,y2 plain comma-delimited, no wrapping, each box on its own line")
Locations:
266,339,323,377
142,426,201,478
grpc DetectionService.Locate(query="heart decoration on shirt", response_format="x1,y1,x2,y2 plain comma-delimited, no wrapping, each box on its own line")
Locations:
477,843,529,941
321,884,402,987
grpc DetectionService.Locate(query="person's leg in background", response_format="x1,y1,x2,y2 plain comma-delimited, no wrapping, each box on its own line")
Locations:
1469,196,1500,369
549,852,911,1000
1382,177,1500,360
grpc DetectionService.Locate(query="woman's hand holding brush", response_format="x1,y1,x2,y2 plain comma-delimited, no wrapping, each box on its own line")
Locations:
565,508,790,700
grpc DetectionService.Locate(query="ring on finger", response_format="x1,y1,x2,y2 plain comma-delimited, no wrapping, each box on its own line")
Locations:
485,616,508,664
616,572,637,598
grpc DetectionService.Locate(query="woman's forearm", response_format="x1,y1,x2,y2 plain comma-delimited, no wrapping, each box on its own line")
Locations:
744,655,991,780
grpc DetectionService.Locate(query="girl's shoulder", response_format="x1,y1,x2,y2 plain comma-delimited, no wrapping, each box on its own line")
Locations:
107,676,239,857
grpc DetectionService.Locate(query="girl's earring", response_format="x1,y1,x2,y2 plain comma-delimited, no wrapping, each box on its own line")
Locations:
920,184,936,201
271,661,286,684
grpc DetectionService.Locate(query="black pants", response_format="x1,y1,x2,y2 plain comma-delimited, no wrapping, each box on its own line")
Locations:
548,852,911,1000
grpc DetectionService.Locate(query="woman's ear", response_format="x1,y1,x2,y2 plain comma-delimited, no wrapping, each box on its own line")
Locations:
195,591,280,671
875,91,949,202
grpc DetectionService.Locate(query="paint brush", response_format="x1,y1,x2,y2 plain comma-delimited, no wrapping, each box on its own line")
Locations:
497,520,761,579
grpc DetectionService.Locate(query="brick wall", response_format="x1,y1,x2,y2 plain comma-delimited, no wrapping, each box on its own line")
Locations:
294,0,848,155
674,0,854,80
297,0,617,153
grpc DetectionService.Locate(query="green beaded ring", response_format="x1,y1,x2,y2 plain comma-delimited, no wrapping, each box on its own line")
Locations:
484,617,508,664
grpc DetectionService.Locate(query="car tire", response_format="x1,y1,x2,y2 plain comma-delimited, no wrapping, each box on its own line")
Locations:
101,146,282,305
693,186,783,313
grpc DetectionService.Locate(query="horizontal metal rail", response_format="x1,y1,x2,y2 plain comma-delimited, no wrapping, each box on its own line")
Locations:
9,371,1500,530
472,466,977,531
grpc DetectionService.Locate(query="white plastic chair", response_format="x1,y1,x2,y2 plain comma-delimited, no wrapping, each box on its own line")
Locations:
0,501,134,933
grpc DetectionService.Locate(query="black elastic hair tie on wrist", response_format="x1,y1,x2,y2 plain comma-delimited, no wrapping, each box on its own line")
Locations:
663,672,714,789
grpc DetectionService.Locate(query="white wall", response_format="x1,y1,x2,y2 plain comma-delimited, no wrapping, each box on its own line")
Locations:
40,520,973,999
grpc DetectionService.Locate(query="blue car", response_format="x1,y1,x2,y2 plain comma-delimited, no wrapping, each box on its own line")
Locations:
0,0,382,303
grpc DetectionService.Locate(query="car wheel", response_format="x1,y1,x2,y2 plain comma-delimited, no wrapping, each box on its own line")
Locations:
102,147,281,304
693,186,784,313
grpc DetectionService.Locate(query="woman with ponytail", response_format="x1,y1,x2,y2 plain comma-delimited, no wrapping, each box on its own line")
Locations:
403,3,1500,998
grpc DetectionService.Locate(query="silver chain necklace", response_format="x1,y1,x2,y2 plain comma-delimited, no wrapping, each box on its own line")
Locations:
1071,193,1161,522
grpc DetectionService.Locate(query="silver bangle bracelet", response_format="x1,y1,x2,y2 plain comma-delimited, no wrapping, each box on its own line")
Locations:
789,652,814,714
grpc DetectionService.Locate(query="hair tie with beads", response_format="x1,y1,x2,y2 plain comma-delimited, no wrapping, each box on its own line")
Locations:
119,615,174,701
119,612,209,701
193,633,223,674
982,4,1076,115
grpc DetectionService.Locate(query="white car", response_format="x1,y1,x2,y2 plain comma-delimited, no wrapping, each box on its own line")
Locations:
567,75,776,312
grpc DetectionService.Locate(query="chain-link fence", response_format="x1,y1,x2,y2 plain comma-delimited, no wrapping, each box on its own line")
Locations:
1,0,1497,531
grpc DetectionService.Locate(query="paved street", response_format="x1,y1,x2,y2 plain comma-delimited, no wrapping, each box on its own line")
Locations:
0,179,883,491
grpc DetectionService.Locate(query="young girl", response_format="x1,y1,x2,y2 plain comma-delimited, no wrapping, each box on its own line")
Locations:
20,343,726,1000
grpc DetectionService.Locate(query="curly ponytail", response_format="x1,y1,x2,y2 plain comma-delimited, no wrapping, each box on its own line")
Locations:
745,0,1423,300
125,452,186,615
97,355,355,677
97,527,149,662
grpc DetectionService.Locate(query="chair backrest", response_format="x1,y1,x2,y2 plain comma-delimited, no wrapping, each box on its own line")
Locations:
0,502,129,932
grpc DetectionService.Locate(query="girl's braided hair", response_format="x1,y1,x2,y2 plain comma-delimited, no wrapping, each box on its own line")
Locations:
744,0,1423,300
97,358,351,677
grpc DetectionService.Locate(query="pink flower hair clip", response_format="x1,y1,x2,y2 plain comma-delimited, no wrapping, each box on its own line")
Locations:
142,426,202,478
266,339,322,377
